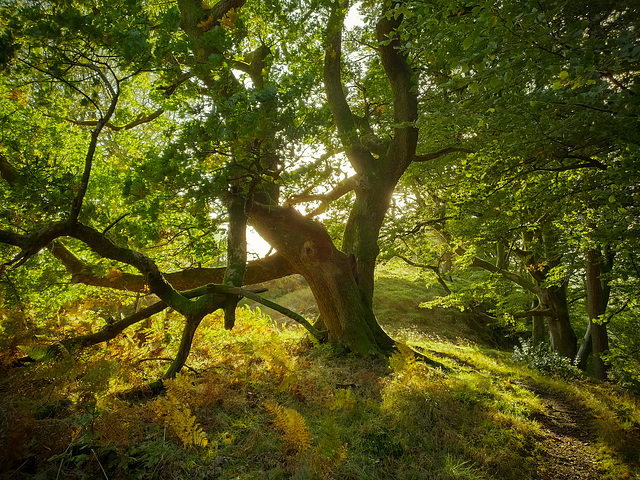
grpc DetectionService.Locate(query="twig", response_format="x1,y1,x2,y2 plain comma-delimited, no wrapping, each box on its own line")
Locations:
138,357,199,375
91,449,110,480
102,213,129,234
56,427,82,480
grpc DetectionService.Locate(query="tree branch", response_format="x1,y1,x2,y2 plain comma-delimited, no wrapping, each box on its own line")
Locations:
69,72,119,224
66,108,164,132
285,175,358,217
323,0,374,173
376,0,419,178
468,254,542,296
60,301,168,350
413,146,474,163
393,254,452,294
47,240,295,291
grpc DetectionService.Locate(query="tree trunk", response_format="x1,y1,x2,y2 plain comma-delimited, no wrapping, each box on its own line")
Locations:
585,247,613,380
576,322,592,370
540,284,577,359
249,203,395,355
532,315,546,347
496,241,507,269
341,182,393,308
223,191,248,330
529,299,546,347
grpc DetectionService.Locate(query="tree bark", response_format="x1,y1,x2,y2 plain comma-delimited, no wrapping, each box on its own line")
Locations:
249,203,395,355
324,0,419,308
540,283,577,359
585,247,613,380
576,322,592,370
529,299,546,347
469,252,577,358
223,191,248,329
164,313,206,378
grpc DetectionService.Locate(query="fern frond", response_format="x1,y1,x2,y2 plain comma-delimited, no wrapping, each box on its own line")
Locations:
265,403,312,454
152,374,209,448
389,343,416,373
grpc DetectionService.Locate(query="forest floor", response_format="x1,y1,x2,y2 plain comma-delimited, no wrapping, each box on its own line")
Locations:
1,269,639,479
527,384,605,480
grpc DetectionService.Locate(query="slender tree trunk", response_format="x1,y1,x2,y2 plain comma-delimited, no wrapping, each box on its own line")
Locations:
576,323,592,370
223,190,248,329
585,247,613,380
496,241,507,269
529,299,546,347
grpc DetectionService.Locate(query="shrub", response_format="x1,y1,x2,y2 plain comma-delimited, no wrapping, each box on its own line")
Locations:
512,339,582,379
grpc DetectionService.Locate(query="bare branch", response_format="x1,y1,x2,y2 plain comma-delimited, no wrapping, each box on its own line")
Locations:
393,254,452,294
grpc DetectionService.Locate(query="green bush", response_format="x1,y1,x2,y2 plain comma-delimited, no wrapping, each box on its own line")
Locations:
512,339,582,379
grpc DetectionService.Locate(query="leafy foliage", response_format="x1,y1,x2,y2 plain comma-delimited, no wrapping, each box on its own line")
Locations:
152,373,209,448
512,339,582,379
265,402,313,455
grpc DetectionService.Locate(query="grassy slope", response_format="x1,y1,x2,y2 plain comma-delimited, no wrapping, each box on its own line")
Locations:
1,270,639,480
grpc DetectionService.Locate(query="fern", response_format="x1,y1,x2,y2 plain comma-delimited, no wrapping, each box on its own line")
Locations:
389,343,417,374
152,373,209,448
315,419,347,476
265,403,312,454
328,388,356,412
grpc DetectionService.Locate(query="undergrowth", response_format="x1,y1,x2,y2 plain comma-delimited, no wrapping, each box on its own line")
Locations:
0,305,639,479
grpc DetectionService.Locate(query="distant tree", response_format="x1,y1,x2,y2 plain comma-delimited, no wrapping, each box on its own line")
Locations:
381,0,640,363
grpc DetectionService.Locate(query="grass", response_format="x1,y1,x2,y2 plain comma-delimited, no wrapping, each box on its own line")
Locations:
1,270,639,479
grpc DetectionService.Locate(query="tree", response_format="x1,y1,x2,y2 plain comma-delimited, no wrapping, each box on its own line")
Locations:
0,0,462,377
380,0,640,361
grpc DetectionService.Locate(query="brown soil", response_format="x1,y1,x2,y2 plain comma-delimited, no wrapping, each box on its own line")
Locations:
528,384,604,480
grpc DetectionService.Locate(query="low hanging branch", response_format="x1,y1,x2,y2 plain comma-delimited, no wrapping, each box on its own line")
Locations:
48,240,295,292
61,301,168,350
55,281,324,355
191,283,328,341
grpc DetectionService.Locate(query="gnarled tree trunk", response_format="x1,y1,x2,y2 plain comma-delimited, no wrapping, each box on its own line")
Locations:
249,203,396,356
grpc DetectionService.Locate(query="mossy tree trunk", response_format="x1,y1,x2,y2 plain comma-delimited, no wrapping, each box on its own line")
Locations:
249,203,396,356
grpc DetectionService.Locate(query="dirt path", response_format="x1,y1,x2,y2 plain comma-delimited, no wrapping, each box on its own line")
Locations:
528,384,604,480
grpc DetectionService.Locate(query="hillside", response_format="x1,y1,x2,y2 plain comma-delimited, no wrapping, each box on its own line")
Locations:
1,273,639,480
